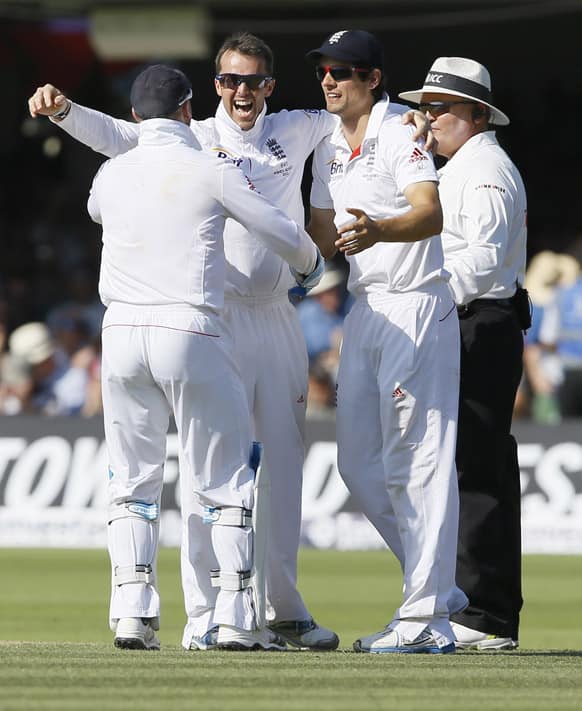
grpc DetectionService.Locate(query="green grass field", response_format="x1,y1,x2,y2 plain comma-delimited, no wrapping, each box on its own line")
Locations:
2,549,581,710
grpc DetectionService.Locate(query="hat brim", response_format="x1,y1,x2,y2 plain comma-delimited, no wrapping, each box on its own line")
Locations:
308,270,345,296
27,342,55,365
398,86,510,126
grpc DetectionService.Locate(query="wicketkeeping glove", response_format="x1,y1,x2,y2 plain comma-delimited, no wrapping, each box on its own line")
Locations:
290,250,325,292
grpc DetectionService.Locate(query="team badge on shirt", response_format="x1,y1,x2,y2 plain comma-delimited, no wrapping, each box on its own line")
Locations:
265,137,291,176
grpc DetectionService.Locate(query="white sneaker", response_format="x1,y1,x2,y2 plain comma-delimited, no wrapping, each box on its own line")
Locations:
216,625,287,651
187,626,219,651
452,622,518,650
353,626,455,654
114,618,161,650
269,618,339,650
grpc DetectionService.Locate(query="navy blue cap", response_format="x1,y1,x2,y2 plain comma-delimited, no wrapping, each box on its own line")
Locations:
306,30,384,70
130,65,192,120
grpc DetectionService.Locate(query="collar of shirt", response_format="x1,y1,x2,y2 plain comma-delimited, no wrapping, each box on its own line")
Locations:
439,130,499,176
329,93,391,152
215,100,268,143
138,119,201,149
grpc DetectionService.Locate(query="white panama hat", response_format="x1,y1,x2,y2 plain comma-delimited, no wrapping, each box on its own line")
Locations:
398,56,510,126
308,267,345,296
9,322,55,365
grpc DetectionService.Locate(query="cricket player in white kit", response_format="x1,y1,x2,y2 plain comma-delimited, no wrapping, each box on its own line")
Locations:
85,64,322,651
29,35,339,651
28,33,430,651
307,30,463,654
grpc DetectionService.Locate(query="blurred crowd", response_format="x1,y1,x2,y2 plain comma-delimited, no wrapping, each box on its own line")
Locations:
2,244,582,421
0,266,104,416
515,239,582,423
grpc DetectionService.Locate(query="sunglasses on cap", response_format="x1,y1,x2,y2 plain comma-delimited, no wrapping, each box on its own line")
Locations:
178,88,193,106
315,65,372,82
418,100,476,117
215,73,273,90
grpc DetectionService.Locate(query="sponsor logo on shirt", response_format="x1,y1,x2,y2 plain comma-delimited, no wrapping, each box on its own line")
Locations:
213,147,244,167
328,158,344,176
244,174,258,191
392,387,406,400
408,147,428,164
475,183,506,193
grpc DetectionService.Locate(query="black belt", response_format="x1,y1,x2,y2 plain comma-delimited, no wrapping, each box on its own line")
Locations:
457,297,514,315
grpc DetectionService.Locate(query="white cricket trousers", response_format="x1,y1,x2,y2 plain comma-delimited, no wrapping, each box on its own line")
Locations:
181,293,310,644
102,302,256,631
336,287,460,645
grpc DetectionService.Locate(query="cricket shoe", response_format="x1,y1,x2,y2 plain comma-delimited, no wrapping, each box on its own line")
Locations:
451,622,518,651
187,626,219,651
114,617,160,650
353,626,455,654
269,618,339,650
216,625,287,651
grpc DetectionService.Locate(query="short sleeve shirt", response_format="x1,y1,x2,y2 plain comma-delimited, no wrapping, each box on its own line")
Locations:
311,97,447,296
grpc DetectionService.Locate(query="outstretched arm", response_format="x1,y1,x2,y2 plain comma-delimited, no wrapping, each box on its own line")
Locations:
28,83,140,158
220,162,320,277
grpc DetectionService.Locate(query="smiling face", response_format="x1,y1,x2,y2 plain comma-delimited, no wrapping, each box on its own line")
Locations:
215,50,275,130
317,56,379,124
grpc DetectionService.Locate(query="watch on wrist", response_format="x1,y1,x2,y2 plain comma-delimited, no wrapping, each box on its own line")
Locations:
52,100,71,121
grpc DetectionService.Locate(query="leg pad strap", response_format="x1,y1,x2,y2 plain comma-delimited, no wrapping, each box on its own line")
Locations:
109,501,159,524
114,563,154,586
210,569,251,591
203,506,252,527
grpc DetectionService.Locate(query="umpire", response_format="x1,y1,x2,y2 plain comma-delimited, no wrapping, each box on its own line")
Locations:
400,58,528,650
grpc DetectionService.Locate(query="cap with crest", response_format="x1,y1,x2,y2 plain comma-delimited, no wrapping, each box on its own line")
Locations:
306,30,384,69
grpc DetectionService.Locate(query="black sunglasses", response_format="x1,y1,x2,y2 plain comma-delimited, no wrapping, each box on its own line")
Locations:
315,65,371,82
215,73,273,90
418,100,476,117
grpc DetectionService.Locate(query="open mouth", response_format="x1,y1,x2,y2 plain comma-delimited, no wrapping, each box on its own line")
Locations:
234,99,254,117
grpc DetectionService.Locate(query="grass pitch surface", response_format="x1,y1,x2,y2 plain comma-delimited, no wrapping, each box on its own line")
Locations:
2,549,581,710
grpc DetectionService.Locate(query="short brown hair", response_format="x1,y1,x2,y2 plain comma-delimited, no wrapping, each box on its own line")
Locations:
215,32,274,75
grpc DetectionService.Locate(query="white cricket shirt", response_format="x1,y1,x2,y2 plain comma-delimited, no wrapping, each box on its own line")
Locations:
310,96,447,296
87,120,317,310
438,131,527,305
59,101,335,298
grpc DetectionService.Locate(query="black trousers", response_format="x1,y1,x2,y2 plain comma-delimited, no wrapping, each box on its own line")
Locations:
451,300,524,640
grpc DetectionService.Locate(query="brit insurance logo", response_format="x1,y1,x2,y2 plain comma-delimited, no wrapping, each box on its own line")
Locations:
212,146,244,167
327,157,343,176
